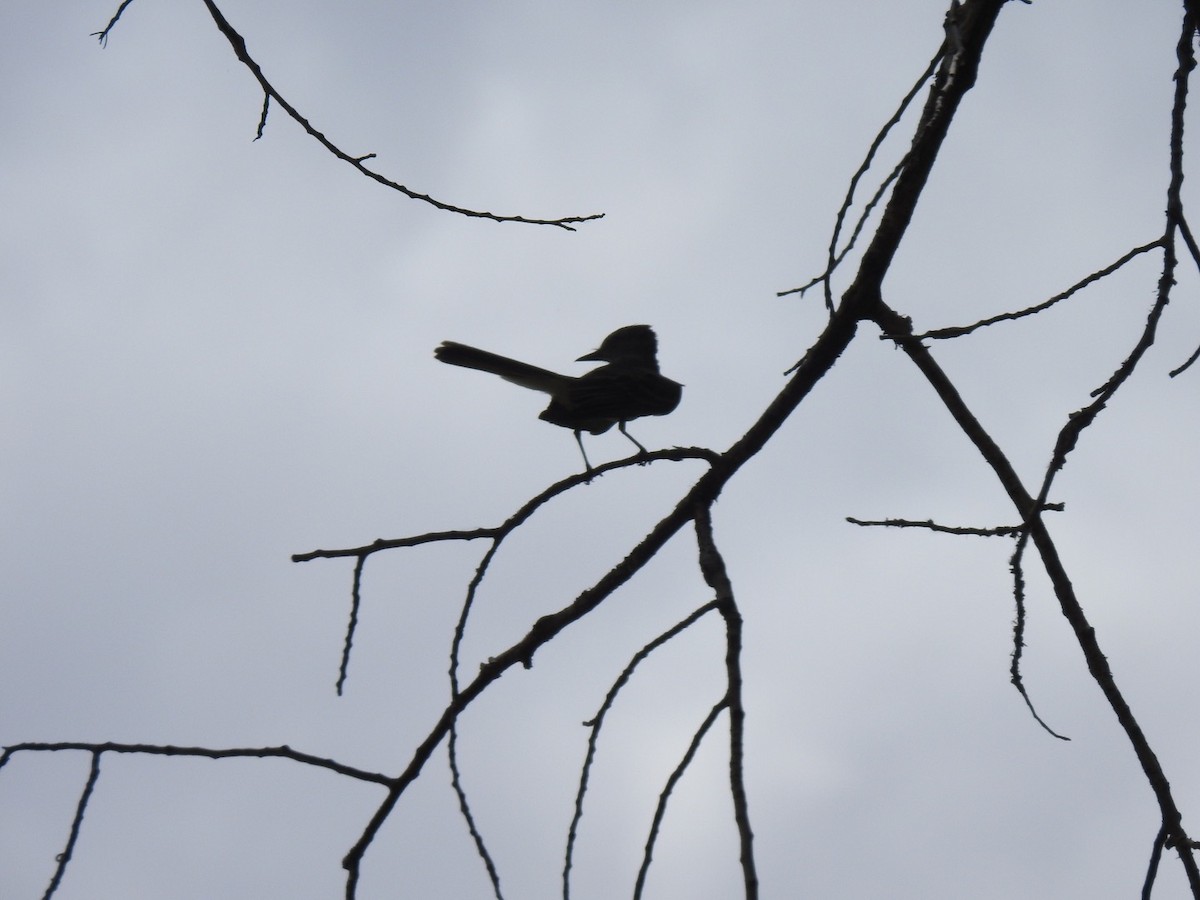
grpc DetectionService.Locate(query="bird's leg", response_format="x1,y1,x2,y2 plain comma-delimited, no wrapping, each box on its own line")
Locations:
618,422,649,456
573,430,594,473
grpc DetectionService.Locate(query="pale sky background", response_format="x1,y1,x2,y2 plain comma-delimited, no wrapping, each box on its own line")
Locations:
4,2,1200,898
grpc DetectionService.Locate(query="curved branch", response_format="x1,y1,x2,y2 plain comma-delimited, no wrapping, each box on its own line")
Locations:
564,602,720,898
95,0,604,229
910,240,1164,340
197,0,603,229
632,700,727,900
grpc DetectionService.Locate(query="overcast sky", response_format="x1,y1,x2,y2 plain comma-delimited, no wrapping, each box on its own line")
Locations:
4,2,1200,898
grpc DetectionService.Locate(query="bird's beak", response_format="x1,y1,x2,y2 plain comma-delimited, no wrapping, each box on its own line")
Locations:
577,348,604,362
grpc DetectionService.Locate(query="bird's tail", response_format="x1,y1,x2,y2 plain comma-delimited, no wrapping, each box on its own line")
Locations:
434,342,571,395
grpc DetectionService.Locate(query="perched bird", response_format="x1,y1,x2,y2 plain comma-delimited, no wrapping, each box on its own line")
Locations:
434,325,682,471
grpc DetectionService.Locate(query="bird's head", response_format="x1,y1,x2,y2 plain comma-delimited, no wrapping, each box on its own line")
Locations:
577,325,659,364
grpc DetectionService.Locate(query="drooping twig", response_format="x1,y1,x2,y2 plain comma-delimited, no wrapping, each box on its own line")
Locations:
93,0,604,229
564,602,720,899
90,0,136,46
780,48,943,309
195,0,604,229
1007,545,1070,741
632,700,727,900
694,505,757,900
448,723,505,900
42,750,101,900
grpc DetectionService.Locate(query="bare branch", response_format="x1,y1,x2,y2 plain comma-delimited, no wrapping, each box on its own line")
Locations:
1,741,393,786
694,504,757,900
780,49,943,308
291,449,719,565
1007,546,1071,741
907,240,1164,341
195,0,604,229
564,602,720,898
1144,822,1170,900
633,700,727,900
90,0,137,46
448,724,505,900
43,750,101,900
335,554,367,696
847,516,1026,536
1169,213,1200,375
295,449,718,694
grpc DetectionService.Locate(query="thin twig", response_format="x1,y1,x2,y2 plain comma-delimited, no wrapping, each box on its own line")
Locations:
335,554,367,696
1,741,393,785
42,750,102,900
908,240,1164,341
92,0,603,228
564,602,720,899
90,0,137,46
632,701,727,900
694,505,757,899
448,725,505,900
1168,213,1200,375
846,516,1026,536
195,0,604,229
780,49,944,308
1007,546,1070,740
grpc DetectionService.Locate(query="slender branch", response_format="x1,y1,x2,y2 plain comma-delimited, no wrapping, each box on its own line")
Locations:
780,48,943,308
1170,212,1200,375
90,0,137,46
909,240,1164,341
292,528,496,564
1007,545,1070,740
448,725,505,900
564,602,720,899
298,450,718,694
335,554,367,696
1,741,393,786
196,0,603,229
694,505,757,899
846,516,1028,536
1144,823,1170,900
292,449,719,564
93,0,603,228
632,700,727,900
42,751,102,900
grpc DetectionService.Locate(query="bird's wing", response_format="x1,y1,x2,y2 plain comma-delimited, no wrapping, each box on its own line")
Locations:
541,365,682,432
